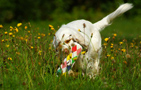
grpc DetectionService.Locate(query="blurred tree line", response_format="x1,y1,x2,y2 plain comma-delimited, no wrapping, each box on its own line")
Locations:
0,0,140,23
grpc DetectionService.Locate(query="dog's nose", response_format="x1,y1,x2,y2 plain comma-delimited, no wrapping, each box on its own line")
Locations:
63,48,69,54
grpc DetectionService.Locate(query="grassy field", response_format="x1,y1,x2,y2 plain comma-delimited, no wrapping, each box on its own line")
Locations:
0,17,141,90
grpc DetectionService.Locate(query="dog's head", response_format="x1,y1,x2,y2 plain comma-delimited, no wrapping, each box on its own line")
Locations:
53,25,88,58
53,33,75,55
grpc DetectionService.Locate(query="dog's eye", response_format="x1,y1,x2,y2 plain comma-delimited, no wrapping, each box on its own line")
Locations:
65,39,71,44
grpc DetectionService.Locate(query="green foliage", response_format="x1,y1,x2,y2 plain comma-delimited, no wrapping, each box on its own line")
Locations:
0,0,140,22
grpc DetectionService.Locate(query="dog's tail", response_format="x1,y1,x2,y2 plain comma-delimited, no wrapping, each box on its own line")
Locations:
93,3,133,31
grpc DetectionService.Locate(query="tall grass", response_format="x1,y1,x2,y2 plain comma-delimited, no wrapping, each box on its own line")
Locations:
0,18,141,90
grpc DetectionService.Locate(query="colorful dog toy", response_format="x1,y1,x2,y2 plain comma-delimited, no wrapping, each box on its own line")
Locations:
57,44,82,76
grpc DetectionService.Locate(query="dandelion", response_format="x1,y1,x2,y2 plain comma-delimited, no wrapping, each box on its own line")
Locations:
111,45,113,48
81,51,86,54
25,26,27,29
113,33,117,37
15,27,18,32
12,35,15,37
49,24,53,28
111,57,114,60
78,29,81,32
104,38,109,42
41,33,45,37
111,43,113,46
103,43,107,46
6,45,9,48
48,33,50,35
10,26,13,31
38,37,40,39
49,47,51,50
20,37,24,40
16,52,21,55
17,23,22,27
123,61,127,64
2,39,4,42
10,26,13,29
121,49,126,52
38,33,40,35
28,31,30,33
30,46,33,49
130,43,134,47
0,25,3,28
25,39,28,43
38,50,42,55
51,27,55,30
119,42,123,45
8,57,12,61
107,54,111,57
126,54,131,59
5,32,8,35
9,32,13,36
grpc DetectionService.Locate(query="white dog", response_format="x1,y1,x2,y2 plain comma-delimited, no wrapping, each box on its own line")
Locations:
53,3,133,78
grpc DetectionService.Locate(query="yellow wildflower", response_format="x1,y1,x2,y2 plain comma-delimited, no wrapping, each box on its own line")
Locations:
49,24,53,28
49,47,51,50
111,57,114,60
10,26,13,31
9,32,13,36
0,25,3,28
81,51,86,54
111,43,113,46
12,35,15,37
107,54,110,57
130,43,134,47
10,26,13,29
30,46,33,49
78,29,81,32
38,50,42,55
111,45,113,48
51,27,55,30
103,43,107,46
119,42,123,45
104,38,109,42
16,52,21,55
41,33,45,37
113,34,117,37
2,39,4,42
38,37,40,39
20,37,24,40
121,49,126,52
25,26,27,29
48,33,51,35
28,31,30,33
6,45,9,48
17,23,22,27
38,33,40,35
8,57,12,61
123,61,127,64
5,32,8,35
25,39,28,43
15,27,18,32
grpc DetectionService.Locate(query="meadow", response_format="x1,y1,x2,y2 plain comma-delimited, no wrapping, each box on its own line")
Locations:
0,17,141,90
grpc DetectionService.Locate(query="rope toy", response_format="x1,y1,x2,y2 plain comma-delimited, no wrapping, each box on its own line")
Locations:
57,44,82,76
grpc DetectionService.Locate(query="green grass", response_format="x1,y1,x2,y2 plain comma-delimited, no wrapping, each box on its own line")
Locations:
0,17,141,90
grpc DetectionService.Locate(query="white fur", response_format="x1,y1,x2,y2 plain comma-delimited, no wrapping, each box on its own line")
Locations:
53,3,133,78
